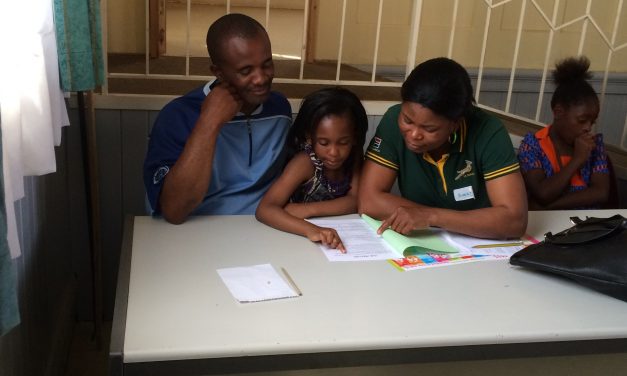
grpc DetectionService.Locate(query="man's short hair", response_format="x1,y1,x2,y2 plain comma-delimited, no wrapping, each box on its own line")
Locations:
206,13,268,66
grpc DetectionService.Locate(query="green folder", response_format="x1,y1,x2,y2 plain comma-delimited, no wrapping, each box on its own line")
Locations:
361,214,458,256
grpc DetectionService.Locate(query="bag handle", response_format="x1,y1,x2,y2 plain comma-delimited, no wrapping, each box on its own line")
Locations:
544,215,626,245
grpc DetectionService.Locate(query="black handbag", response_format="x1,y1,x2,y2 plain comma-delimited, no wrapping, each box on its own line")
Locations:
510,215,627,302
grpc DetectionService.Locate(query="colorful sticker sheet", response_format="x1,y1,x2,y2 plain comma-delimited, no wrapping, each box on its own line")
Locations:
389,253,501,271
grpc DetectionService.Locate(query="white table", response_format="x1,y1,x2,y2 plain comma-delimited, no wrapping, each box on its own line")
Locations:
110,210,627,376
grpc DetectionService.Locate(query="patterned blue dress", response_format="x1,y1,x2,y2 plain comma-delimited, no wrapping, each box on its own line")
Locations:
517,127,609,208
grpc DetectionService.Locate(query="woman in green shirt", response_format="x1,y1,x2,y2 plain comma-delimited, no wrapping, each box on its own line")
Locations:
359,58,527,239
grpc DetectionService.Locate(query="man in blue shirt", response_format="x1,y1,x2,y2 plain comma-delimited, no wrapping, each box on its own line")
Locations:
144,14,292,224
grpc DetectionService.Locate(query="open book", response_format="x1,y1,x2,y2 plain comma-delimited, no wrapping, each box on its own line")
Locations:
360,214,458,255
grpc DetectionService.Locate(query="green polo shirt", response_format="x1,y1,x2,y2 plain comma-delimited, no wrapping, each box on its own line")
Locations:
365,104,519,210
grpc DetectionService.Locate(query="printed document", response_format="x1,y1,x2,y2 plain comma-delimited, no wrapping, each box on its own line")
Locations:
361,214,458,255
307,218,401,261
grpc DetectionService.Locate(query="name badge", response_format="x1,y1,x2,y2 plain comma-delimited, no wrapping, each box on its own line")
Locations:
453,186,475,201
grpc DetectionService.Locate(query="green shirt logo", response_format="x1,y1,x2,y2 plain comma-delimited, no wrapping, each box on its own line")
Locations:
455,160,473,180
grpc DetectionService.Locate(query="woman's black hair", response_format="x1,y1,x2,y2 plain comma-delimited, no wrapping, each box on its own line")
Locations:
401,57,475,121
286,87,368,159
550,56,598,109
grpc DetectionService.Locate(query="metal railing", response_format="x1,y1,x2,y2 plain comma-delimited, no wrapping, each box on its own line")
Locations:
104,0,627,146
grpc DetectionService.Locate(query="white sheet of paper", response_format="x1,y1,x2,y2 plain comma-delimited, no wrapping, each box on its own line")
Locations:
307,218,401,261
442,232,524,257
217,264,299,303
468,247,520,257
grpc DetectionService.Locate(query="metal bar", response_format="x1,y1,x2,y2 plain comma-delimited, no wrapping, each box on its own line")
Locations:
535,0,560,122
490,0,514,7
371,0,384,83
530,0,553,28
599,0,623,126
447,0,459,58
405,0,423,77
299,0,310,80
587,16,613,49
266,0,271,31
108,72,403,87
505,0,527,113
103,0,625,144
554,15,587,31
577,0,592,55
475,2,493,102
109,73,214,80
145,0,149,75
335,0,348,81
185,0,191,76
102,0,109,95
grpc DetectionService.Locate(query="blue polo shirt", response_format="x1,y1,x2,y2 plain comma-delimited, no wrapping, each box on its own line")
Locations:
143,82,292,215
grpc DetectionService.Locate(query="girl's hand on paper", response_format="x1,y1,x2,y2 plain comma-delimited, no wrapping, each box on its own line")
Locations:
378,206,431,235
307,226,346,253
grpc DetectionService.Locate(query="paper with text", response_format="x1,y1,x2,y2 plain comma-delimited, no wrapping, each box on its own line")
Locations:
361,214,458,255
307,218,401,261
442,232,536,258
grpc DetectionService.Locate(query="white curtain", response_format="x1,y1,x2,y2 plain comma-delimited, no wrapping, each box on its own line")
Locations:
0,0,70,258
